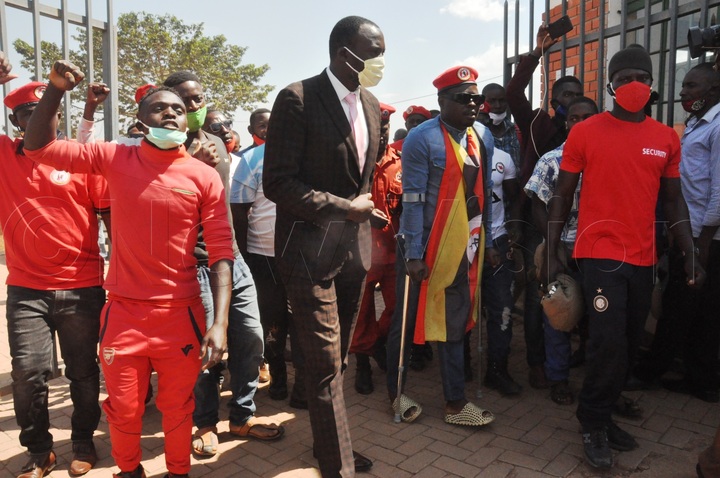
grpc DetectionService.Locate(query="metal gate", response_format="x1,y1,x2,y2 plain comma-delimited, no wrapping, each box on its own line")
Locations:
0,0,118,138
503,0,720,127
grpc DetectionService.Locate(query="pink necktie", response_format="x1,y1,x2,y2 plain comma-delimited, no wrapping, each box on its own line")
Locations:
344,92,366,173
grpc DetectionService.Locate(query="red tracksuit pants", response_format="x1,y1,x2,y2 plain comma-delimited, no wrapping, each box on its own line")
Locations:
350,261,396,355
99,298,205,475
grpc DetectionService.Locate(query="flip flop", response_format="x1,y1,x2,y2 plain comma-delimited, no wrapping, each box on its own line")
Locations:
444,402,494,426
192,426,218,456
550,381,575,406
230,417,285,441
393,394,422,423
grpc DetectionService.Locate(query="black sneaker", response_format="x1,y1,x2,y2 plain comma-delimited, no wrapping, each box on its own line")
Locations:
484,361,522,396
607,421,639,451
582,427,613,469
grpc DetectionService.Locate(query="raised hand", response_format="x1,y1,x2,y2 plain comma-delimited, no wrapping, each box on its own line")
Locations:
0,51,17,85
48,60,85,91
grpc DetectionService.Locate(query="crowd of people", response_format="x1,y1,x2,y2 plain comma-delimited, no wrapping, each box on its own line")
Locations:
0,13,718,478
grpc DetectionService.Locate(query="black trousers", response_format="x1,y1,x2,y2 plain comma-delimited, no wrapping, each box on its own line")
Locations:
576,259,654,429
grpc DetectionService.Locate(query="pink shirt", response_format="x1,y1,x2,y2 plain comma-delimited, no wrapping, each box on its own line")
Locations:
25,139,234,302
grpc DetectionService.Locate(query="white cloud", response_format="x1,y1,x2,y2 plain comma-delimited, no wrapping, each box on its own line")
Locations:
440,0,507,22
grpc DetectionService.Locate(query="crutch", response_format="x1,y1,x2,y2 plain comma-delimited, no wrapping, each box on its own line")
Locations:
393,273,411,423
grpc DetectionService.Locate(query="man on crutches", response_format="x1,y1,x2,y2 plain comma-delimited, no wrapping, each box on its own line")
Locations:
386,65,495,426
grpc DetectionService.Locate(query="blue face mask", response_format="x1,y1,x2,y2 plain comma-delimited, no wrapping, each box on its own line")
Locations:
144,127,187,150
555,104,568,118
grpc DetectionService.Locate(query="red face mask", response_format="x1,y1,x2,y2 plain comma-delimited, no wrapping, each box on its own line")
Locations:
681,98,706,113
252,134,265,146
611,81,651,113
225,136,237,153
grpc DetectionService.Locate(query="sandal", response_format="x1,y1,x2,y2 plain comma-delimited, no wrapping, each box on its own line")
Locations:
550,381,575,405
229,417,285,441
192,426,218,457
392,394,422,423
444,402,494,427
613,394,643,419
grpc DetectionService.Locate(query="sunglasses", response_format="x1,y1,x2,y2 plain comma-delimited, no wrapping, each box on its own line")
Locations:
208,120,233,133
446,93,485,105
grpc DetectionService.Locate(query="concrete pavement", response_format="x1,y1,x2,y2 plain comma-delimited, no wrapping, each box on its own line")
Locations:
0,254,715,477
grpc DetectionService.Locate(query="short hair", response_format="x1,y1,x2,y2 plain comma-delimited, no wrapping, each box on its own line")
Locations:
126,122,142,135
552,76,582,97
163,71,201,88
481,83,505,95
567,96,599,114
328,16,378,59
249,108,271,126
138,86,184,111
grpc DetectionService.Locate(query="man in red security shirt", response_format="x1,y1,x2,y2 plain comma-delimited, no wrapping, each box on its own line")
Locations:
0,52,108,478
389,104,431,152
23,60,234,478
544,45,704,470
350,102,399,394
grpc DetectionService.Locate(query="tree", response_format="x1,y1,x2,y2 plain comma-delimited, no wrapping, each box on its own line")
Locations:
14,11,273,132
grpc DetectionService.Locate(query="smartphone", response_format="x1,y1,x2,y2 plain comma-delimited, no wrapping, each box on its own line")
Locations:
547,15,573,39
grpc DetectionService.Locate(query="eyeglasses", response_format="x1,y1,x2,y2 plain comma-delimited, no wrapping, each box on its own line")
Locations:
208,120,233,133
445,93,485,105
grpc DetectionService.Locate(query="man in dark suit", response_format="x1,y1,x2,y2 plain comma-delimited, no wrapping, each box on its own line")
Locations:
263,15,384,478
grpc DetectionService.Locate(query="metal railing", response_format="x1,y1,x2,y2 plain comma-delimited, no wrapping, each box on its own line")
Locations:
503,0,720,126
0,0,117,138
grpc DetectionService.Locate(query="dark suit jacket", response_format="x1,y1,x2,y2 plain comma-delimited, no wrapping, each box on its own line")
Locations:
263,70,381,281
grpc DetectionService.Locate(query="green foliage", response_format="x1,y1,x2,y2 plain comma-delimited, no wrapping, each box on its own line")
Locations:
13,11,273,131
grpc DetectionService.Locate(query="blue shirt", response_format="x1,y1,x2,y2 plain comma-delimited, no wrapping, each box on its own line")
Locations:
491,116,521,169
680,103,720,240
400,116,493,259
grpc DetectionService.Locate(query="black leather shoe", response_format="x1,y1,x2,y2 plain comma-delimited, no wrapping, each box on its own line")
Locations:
18,451,56,478
70,441,97,476
484,361,522,396
353,450,373,473
607,421,638,451
582,427,613,469
113,464,147,478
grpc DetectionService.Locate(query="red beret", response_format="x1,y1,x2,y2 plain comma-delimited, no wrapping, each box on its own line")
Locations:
134,83,156,104
432,66,478,93
379,102,396,120
3,81,46,111
403,105,432,121
478,100,492,114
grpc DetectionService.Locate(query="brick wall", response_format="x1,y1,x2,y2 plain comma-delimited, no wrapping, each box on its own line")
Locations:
543,0,605,105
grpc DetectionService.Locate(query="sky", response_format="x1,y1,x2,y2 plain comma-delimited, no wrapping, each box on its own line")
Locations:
1,0,544,144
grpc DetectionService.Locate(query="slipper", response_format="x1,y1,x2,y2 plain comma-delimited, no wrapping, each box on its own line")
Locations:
444,402,494,426
550,381,575,406
613,394,642,419
192,426,218,456
229,417,285,441
392,394,422,423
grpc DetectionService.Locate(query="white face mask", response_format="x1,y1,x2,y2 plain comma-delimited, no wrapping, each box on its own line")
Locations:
344,46,385,88
488,111,507,125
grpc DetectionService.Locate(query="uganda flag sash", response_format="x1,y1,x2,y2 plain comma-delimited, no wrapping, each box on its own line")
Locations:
414,125,485,343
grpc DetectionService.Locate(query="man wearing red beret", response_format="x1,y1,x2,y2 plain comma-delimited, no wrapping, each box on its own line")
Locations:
390,104,431,152
0,51,109,478
385,65,495,426
350,102,400,394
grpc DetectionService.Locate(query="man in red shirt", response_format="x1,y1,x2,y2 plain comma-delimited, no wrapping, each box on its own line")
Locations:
0,53,108,478
544,45,704,470
23,60,234,478
350,102,399,394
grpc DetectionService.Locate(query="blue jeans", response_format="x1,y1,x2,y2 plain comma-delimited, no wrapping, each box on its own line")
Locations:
7,285,106,453
482,235,515,363
193,255,264,429
386,247,465,402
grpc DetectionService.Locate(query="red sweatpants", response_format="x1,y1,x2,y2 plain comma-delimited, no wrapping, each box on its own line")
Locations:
350,261,396,355
99,298,205,475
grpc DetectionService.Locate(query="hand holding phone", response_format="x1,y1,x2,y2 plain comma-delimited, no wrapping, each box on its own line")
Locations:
547,15,573,39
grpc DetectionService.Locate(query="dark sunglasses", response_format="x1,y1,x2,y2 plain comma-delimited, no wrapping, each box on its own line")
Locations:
208,120,233,133
446,93,485,105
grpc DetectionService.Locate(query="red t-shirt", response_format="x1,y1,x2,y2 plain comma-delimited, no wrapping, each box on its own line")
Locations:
25,139,235,302
561,112,680,266
0,136,108,290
